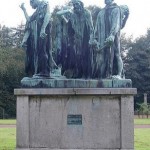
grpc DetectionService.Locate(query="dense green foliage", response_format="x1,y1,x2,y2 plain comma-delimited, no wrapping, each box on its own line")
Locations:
124,31,150,94
0,25,25,118
122,30,150,105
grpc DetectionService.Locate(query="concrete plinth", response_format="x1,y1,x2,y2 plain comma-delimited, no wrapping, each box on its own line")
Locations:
15,87,136,150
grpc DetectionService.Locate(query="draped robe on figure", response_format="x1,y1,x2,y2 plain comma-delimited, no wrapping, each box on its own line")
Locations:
94,3,123,78
25,1,51,77
57,9,94,78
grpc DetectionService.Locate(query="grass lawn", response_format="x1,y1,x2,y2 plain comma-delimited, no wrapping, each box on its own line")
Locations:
0,128,149,150
0,118,150,150
134,129,150,150
134,118,150,125
1,118,149,125
0,128,16,150
0,119,16,125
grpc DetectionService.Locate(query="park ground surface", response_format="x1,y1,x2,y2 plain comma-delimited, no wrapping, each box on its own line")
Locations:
0,118,150,150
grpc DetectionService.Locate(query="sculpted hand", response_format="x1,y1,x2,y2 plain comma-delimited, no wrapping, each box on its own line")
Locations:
105,35,115,46
40,28,47,39
20,41,27,49
20,3,26,11
89,39,98,46
89,39,101,51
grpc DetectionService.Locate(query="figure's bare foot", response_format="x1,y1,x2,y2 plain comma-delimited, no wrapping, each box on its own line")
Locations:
112,75,122,80
32,73,50,78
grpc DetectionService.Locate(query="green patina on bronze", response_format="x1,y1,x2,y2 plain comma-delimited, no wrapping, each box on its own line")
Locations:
21,78,132,88
56,0,94,78
20,0,130,87
91,0,129,79
20,0,57,78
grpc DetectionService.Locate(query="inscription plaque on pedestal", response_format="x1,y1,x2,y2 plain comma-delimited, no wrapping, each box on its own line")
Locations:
67,114,82,125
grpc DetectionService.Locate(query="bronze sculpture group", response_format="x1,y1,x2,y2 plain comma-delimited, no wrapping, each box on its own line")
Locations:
20,0,129,80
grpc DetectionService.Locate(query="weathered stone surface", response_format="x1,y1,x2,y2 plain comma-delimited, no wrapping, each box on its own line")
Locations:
14,88,137,96
121,96,134,149
21,78,132,88
29,96,120,149
16,96,29,148
15,88,136,150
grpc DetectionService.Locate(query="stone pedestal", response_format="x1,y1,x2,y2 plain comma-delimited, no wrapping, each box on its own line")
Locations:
15,85,136,150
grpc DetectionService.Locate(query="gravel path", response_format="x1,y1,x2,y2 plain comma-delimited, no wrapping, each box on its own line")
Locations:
0,124,16,128
134,124,150,128
0,124,150,128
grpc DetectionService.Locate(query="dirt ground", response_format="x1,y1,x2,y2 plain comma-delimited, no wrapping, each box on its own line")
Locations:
134,115,150,119
134,124,150,128
0,124,16,128
0,124,150,128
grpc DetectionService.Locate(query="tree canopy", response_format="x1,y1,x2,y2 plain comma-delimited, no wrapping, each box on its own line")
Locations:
0,25,25,118
0,6,150,118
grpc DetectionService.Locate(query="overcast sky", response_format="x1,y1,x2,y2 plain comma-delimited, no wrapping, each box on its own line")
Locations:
0,0,150,39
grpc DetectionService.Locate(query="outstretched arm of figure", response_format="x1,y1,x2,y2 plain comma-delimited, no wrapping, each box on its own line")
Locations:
56,8,72,23
121,5,129,29
20,3,30,48
20,3,29,21
40,3,51,39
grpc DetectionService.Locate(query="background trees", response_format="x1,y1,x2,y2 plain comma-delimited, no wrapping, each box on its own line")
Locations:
123,29,150,108
0,25,25,118
0,5,150,118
